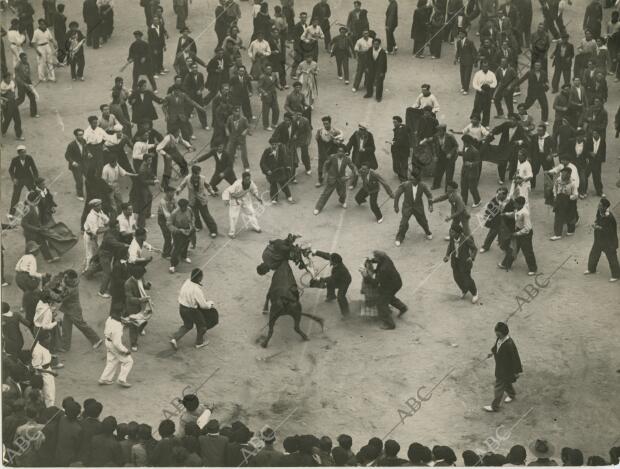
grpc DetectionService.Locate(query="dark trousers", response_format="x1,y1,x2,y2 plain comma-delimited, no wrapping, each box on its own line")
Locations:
494,88,514,116
70,166,84,197
396,208,431,241
473,90,492,126
498,155,517,183
1,104,22,138
86,22,100,48
132,68,157,91
261,97,279,128
9,179,34,215
152,49,164,74
171,231,191,267
61,309,100,350
168,146,189,176
366,71,385,100
460,63,473,91
326,280,350,315
376,291,406,329
192,202,218,235
209,169,237,190
482,226,499,250
354,188,382,220
267,176,291,201
98,250,113,294
588,242,620,278
524,91,549,122
158,214,172,257
553,206,576,236
69,54,85,79
551,64,571,92
294,145,311,171
583,160,603,196
175,5,189,31
392,154,409,182
386,27,397,52
317,152,328,184
315,179,347,211
491,378,516,410
172,305,207,345
335,53,350,80
502,231,537,272
16,84,37,117
451,258,477,295
432,156,455,189
460,170,481,205
129,322,147,347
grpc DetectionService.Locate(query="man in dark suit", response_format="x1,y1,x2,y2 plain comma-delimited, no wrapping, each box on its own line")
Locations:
8,145,38,217
127,79,164,125
291,112,312,175
346,123,378,174
551,32,573,93
259,140,294,203
82,0,100,49
530,123,556,190
487,114,531,183
205,48,230,104
163,85,201,140
494,57,518,118
183,62,208,130
585,197,620,281
76,400,103,464
444,223,479,303
568,76,588,127
431,124,459,190
147,16,167,75
455,29,478,94
389,116,409,182
64,129,87,200
195,142,236,192
314,146,357,214
127,30,157,91
584,128,605,197
363,38,387,101
368,250,407,329
394,172,434,246
229,64,253,121
385,0,398,54
484,322,522,412
199,419,229,466
515,60,549,123
310,249,352,315
176,27,197,56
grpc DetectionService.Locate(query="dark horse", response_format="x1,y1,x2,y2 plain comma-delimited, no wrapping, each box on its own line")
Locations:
257,235,324,348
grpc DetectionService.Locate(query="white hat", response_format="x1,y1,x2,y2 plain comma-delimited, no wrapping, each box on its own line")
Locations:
16,145,26,151
89,198,103,207
358,122,369,129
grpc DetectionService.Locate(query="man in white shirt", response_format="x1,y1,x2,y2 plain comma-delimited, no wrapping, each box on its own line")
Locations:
472,60,497,126
509,148,533,204
550,166,578,240
116,202,138,242
156,127,193,183
99,315,133,387
101,158,136,211
170,268,216,350
499,196,538,275
128,227,154,264
31,332,57,406
248,31,271,79
132,134,156,172
14,241,45,292
222,171,263,238
31,19,56,82
83,199,109,271
7,19,26,69
413,84,440,114
352,30,373,92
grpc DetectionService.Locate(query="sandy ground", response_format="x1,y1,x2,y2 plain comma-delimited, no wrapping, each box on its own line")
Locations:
1,0,620,461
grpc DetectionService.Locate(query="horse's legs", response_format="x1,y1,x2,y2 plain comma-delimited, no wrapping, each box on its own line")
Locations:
261,314,277,348
301,312,325,332
293,313,309,341
262,294,270,315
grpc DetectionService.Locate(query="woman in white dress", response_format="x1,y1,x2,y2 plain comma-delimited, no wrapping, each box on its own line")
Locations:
297,55,318,107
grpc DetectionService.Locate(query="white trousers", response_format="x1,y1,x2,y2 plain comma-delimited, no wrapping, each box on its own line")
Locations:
99,345,133,382
10,44,23,69
83,234,99,270
41,373,55,407
228,202,260,236
36,45,55,81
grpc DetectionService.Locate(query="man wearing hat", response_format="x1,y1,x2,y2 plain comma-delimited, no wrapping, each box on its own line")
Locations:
21,191,58,262
260,139,294,204
484,322,522,412
167,198,195,273
346,122,378,177
170,268,216,351
528,439,557,465
330,26,354,84
15,240,46,292
83,199,109,272
551,33,573,93
310,249,352,315
8,144,38,217
127,30,157,92
314,145,357,215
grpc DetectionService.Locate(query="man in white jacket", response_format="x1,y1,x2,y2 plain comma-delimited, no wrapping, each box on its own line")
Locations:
99,315,133,388
222,171,263,238
31,332,57,407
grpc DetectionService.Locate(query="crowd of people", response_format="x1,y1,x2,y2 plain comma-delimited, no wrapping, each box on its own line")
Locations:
1,0,620,465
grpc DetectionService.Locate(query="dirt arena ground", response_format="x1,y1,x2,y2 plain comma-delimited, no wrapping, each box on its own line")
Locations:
1,0,619,460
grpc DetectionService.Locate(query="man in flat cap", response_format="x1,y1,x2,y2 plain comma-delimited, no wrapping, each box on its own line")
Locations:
83,198,109,272
127,30,157,92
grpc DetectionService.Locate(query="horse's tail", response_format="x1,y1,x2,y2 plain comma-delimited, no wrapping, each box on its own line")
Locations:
300,312,325,332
